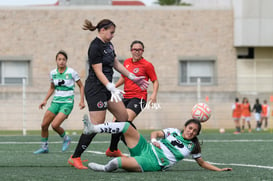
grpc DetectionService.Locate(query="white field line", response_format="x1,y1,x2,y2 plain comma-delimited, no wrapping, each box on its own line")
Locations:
183,159,273,170
86,150,273,170
1,139,273,144
0,141,109,144
1,140,273,170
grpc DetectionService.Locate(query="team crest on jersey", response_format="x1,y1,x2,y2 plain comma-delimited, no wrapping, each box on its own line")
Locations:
134,104,138,108
133,68,139,74
187,143,192,149
65,74,69,79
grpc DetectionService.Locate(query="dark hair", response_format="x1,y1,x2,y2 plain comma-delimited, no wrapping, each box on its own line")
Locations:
130,40,145,50
242,97,248,103
56,50,68,60
82,19,116,32
184,119,202,154
235,97,239,102
184,119,202,135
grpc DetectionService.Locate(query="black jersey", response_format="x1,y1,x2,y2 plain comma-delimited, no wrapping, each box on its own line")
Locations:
252,103,262,113
86,37,116,85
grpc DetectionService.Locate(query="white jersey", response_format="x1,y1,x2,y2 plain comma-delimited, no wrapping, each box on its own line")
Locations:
151,128,201,169
50,67,80,104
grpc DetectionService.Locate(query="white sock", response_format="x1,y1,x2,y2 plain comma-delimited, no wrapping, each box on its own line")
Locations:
88,162,106,171
42,142,48,150
104,158,119,172
93,122,128,134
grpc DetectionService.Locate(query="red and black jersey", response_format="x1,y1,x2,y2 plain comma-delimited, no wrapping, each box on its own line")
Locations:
122,57,157,101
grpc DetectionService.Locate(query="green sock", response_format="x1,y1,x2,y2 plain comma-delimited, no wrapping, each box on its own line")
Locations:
60,132,66,138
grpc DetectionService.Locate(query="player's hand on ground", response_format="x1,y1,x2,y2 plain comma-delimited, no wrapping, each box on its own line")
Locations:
221,168,232,171
106,83,125,102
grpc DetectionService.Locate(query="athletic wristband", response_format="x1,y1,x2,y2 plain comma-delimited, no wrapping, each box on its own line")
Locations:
128,73,136,80
151,138,157,143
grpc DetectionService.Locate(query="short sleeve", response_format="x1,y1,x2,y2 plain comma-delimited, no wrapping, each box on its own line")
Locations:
88,43,103,65
162,128,181,138
146,62,157,82
71,68,80,82
192,153,201,159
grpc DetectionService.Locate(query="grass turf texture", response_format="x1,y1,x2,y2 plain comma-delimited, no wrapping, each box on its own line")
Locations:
0,130,273,181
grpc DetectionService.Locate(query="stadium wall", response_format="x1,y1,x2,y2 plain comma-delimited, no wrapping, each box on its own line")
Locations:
0,6,267,131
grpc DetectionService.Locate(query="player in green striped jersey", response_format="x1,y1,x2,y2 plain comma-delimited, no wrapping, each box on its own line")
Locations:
83,116,232,172
34,50,85,154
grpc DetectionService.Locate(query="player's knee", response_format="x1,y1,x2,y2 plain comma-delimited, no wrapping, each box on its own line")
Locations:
51,123,59,130
41,123,49,130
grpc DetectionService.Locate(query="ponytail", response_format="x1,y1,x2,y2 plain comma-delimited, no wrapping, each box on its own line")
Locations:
82,19,116,32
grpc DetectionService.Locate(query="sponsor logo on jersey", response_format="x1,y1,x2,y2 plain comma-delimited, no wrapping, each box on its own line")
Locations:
58,79,65,86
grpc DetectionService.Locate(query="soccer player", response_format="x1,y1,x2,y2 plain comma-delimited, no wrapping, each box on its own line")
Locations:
34,50,85,154
106,40,159,157
232,97,242,134
68,19,149,169
252,98,262,131
241,97,252,133
261,99,270,131
82,115,232,172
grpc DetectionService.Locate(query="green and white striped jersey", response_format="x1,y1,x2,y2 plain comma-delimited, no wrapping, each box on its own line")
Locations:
50,67,80,104
151,128,201,170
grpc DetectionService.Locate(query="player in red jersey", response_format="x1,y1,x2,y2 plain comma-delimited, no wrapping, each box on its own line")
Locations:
106,40,159,157
261,100,270,131
241,97,252,133
232,97,242,134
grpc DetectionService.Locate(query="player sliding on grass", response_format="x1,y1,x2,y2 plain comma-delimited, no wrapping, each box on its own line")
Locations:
82,115,232,172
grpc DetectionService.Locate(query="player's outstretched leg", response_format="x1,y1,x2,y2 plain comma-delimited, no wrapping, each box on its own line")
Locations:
88,158,119,172
82,114,130,135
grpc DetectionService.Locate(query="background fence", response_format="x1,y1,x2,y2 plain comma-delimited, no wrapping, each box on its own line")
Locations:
1,77,273,133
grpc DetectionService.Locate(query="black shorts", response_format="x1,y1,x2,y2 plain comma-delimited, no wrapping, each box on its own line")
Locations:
84,82,111,111
123,98,146,115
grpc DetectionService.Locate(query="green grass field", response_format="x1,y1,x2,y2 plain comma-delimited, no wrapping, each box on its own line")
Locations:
1,130,273,181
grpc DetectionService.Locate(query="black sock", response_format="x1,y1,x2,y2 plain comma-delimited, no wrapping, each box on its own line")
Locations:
109,133,122,151
72,133,96,158
109,121,137,151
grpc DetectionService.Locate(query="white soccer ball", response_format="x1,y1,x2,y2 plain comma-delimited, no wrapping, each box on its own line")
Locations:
191,103,211,122
219,128,225,133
